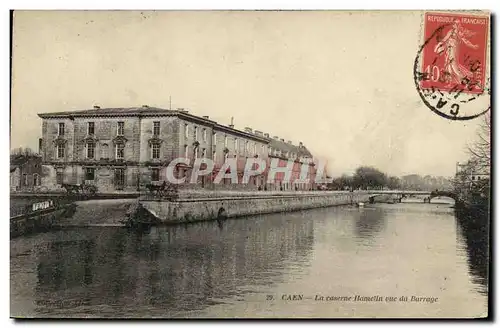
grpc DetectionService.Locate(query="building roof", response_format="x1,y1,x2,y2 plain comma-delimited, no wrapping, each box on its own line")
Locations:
37,105,313,156
38,106,177,118
213,124,270,144
269,138,313,158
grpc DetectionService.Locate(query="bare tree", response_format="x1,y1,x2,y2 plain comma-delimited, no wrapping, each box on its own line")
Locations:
10,147,38,158
467,112,491,168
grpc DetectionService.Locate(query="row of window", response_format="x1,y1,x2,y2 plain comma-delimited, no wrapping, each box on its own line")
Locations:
185,125,269,157
56,167,160,184
56,121,277,158
55,167,314,187
55,121,303,161
20,173,41,186
184,124,208,142
56,167,126,184
269,148,299,159
56,143,126,159
57,121,127,137
56,142,307,162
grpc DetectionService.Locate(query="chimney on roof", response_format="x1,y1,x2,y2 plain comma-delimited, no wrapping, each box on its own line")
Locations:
254,130,263,137
93,105,100,109
264,133,270,138
273,136,279,139
280,138,285,142
142,105,149,108
229,117,234,128
244,127,253,133
299,141,303,148
202,115,209,119
287,140,292,144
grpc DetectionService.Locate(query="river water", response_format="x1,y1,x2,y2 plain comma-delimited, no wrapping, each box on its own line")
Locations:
10,202,488,318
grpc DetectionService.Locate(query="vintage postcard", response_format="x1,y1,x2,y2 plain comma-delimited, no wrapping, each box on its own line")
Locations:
10,10,490,319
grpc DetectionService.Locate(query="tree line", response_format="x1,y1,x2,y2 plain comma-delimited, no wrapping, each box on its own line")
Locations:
327,166,452,191
453,112,490,202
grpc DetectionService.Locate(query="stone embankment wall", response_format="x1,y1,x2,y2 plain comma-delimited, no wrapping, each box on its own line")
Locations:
10,204,76,238
139,190,374,225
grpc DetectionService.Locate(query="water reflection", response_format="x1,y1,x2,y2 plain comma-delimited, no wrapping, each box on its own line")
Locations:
31,214,314,317
455,208,489,295
354,208,386,240
11,204,489,318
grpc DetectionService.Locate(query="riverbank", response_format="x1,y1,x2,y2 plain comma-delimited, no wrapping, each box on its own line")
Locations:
134,190,374,225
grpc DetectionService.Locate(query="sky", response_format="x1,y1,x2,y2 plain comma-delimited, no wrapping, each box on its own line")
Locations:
10,10,488,177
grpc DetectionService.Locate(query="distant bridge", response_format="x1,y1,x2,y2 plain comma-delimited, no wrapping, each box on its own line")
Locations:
365,190,457,204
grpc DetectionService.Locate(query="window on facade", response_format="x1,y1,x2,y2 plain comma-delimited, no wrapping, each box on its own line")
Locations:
117,121,124,136
224,135,228,147
34,174,40,186
57,144,65,159
235,138,239,153
184,145,189,158
153,121,160,136
202,148,206,158
86,142,95,159
85,168,95,181
151,144,160,159
101,143,109,159
245,141,249,153
56,169,64,185
253,143,257,155
116,143,125,159
58,123,65,136
194,126,198,141
213,132,217,145
151,168,160,182
23,174,28,186
203,129,207,142
114,168,125,189
185,124,189,139
88,122,95,135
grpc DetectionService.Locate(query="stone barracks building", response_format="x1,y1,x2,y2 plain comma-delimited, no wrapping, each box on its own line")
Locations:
38,105,316,193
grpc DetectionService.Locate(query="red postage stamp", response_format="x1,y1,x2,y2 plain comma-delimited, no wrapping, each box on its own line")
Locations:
420,12,489,95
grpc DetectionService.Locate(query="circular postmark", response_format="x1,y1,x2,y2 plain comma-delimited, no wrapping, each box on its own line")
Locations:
414,13,490,121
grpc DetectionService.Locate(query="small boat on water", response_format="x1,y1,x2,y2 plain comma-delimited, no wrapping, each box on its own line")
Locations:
356,202,365,207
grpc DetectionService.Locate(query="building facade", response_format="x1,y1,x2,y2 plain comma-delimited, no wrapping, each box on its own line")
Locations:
10,155,42,192
38,106,316,192
266,137,316,191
